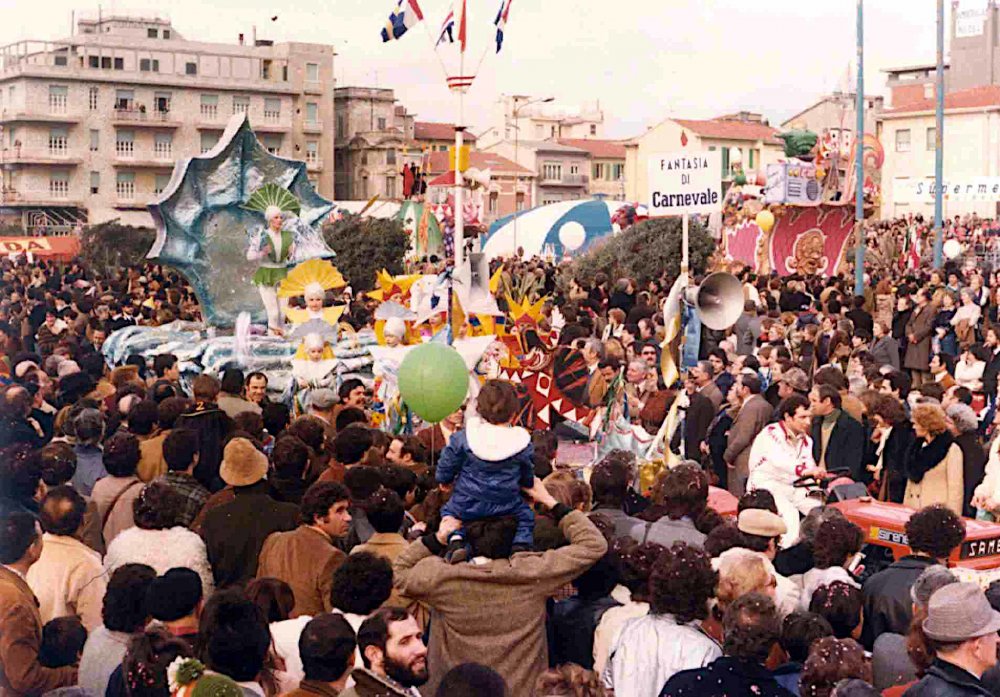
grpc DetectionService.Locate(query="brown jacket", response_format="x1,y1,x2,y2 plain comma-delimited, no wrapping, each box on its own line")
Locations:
352,533,426,629
338,668,411,697
257,526,346,618
279,679,342,697
393,509,607,697
0,566,76,697
722,394,773,495
904,304,937,372
137,431,169,482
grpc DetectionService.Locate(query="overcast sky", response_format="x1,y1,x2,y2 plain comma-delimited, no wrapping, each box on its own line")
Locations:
0,0,970,138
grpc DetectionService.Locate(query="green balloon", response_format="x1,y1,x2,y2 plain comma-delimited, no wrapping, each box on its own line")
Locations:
397,343,470,423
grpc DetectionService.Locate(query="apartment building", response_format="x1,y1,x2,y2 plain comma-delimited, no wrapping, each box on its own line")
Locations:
0,13,335,230
423,149,533,223
557,138,626,199
479,95,606,148
484,140,590,206
412,121,476,153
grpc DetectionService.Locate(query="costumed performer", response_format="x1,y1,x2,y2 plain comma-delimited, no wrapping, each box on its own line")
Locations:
247,205,296,334
290,332,338,415
371,317,409,432
280,258,348,329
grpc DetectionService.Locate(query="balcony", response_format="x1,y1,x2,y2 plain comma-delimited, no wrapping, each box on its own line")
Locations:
306,158,323,172
540,173,589,186
304,80,323,95
0,110,80,125
0,147,82,166
111,108,181,129
303,120,323,134
111,148,174,169
0,186,84,207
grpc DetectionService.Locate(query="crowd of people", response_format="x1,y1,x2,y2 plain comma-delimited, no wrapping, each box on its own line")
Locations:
6,221,1000,697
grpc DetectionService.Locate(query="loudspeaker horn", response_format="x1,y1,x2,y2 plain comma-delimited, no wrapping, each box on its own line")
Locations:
690,272,743,330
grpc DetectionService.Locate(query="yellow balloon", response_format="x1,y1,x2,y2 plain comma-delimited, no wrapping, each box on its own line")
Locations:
755,209,775,233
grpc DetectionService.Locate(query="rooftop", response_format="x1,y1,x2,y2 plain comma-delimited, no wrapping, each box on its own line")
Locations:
425,149,533,175
881,85,1000,115
556,138,626,159
507,139,590,155
882,62,949,74
671,118,783,145
413,121,477,143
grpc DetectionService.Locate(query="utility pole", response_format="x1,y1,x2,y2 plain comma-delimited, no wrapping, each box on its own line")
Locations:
933,0,945,268
853,0,865,295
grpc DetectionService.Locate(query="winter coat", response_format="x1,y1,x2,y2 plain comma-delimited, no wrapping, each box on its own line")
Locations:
549,594,621,669
25,534,106,631
660,657,795,697
393,509,607,697
811,411,865,480
724,395,774,496
256,526,346,618
860,555,938,650
104,525,215,599
904,304,936,372
435,418,534,521
903,658,995,697
871,336,901,371
339,668,412,697
903,439,963,516
955,431,987,518
0,566,76,697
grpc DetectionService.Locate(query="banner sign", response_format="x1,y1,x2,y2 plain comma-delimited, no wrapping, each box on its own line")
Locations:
0,236,80,260
895,177,1000,203
647,150,722,216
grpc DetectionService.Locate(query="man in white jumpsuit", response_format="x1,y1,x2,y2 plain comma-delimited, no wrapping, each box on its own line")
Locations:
746,393,823,546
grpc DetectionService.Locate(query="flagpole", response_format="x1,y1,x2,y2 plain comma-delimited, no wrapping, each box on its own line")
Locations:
454,51,465,270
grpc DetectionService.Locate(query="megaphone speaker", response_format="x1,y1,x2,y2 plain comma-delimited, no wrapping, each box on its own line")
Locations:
695,272,744,330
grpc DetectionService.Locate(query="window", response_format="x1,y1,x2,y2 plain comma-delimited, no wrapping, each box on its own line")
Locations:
115,130,134,157
489,191,498,213
90,171,100,195
306,102,319,125
569,163,579,175
386,149,396,165
336,116,345,138
612,163,624,180
147,28,158,38
116,171,135,199
89,129,99,152
200,94,219,119
139,58,159,72
154,133,172,158
593,163,606,180
306,63,319,82
89,86,99,110
101,56,111,69
262,135,281,155
232,96,250,114
154,92,171,113
88,56,99,68
115,89,134,110
261,60,272,80
515,192,525,211
185,62,197,75
542,163,562,181
200,132,217,154
48,127,68,155
163,30,171,39
50,171,69,198
154,173,170,195
113,57,123,70
590,124,597,136
377,116,387,130
305,140,318,164
264,98,281,121
926,127,936,151
721,147,730,177
749,149,756,169
895,129,911,152
54,54,67,67
282,65,288,81
48,85,68,114
385,176,396,198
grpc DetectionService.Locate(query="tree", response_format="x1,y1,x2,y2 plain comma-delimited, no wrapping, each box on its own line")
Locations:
78,222,157,276
321,214,409,292
569,216,715,285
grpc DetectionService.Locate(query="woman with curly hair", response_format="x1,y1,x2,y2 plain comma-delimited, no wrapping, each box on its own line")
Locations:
809,582,863,640
799,518,864,610
534,663,605,697
800,637,871,697
103,481,214,597
904,403,964,515
867,393,915,504
604,542,720,697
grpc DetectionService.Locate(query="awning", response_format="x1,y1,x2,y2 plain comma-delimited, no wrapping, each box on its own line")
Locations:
0,236,81,261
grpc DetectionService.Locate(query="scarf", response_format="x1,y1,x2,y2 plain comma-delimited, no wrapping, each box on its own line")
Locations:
906,432,954,484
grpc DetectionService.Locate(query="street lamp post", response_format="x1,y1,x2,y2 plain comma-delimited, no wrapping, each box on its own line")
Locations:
511,95,553,255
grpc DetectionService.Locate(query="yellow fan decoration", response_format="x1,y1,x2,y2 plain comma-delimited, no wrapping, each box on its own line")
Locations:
278,259,347,299
285,305,346,327
366,269,423,303
489,265,503,294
